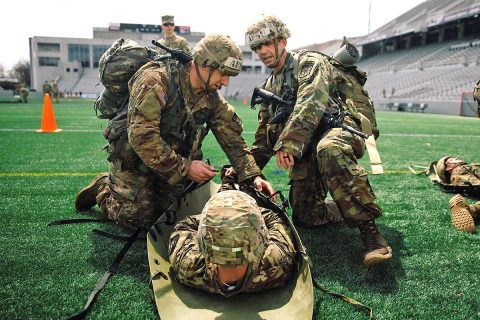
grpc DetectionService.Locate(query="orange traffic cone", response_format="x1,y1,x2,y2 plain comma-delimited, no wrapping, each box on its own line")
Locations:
243,97,248,106
37,93,62,133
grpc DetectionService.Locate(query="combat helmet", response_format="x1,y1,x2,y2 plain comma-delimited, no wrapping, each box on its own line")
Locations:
246,15,291,50
192,33,243,76
435,156,452,182
198,190,268,267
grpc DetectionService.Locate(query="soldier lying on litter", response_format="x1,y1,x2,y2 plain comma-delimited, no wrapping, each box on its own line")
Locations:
168,189,296,296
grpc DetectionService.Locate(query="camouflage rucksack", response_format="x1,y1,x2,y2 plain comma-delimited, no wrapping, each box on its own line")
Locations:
94,39,160,119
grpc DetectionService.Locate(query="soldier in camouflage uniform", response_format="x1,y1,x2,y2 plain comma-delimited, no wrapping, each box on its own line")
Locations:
74,33,274,230
42,80,51,96
245,15,391,267
438,157,480,234
19,85,29,103
154,15,191,55
51,80,59,103
168,189,295,296
473,80,480,117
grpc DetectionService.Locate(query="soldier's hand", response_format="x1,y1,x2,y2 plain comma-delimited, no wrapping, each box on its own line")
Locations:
253,176,277,201
276,151,294,170
187,160,216,183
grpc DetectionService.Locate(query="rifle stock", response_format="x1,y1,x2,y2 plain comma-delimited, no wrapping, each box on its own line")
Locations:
151,40,192,64
250,87,369,139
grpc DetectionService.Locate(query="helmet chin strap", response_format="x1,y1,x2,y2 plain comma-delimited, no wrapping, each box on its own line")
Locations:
272,38,286,69
194,62,213,93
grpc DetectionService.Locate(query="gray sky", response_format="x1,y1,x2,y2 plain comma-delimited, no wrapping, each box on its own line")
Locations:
1,0,425,69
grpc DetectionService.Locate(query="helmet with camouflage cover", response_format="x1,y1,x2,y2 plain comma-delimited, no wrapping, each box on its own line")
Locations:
435,156,450,182
192,33,243,76
246,15,291,50
198,190,268,267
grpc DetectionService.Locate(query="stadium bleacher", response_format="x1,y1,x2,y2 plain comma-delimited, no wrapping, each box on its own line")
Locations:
50,0,480,116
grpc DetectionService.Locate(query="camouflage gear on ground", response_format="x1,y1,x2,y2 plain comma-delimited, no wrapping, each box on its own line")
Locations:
197,190,268,266
443,160,480,217
250,50,381,228
192,33,243,76
449,161,480,188
246,15,291,50
88,56,261,230
168,198,296,297
155,33,191,56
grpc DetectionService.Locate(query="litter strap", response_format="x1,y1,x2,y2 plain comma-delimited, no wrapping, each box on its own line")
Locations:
66,228,141,320
311,276,373,320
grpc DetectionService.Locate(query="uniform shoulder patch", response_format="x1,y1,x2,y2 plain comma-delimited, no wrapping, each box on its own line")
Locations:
299,61,315,79
232,112,243,126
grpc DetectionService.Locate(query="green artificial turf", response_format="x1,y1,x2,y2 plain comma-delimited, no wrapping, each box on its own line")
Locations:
1,97,479,319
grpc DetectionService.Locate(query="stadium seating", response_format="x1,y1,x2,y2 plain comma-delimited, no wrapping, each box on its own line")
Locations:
357,39,480,104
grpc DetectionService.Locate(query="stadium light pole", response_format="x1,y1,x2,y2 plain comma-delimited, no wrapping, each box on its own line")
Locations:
368,0,372,34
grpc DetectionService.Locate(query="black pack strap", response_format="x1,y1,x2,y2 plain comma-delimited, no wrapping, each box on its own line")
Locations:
312,278,373,320
47,218,111,227
92,229,145,241
66,228,141,320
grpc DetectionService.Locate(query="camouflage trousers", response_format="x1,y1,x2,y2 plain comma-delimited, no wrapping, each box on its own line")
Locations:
314,127,381,228
96,174,186,230
290,177,343,227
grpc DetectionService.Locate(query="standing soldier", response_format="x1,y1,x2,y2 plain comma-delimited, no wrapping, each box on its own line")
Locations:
473,80,480,117
74,33,274,230
19,85,29,103
245,15,391,267
42,80,52,96
51,79,59,103
154,15,191,55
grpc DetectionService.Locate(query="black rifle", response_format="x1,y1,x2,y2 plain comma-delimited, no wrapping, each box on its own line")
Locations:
151,40,192,64
250,87,369,139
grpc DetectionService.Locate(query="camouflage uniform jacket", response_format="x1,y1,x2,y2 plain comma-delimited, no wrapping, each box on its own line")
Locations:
42,82,52,94
104,60,261,199
473,80,480,117
168,208,296,297
52,82,59,94
250,51,365,179
450,162,480,186
155,34,190,55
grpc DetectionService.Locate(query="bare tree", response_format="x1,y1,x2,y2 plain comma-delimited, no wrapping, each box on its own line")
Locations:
0,63,5,77
9,59,31,87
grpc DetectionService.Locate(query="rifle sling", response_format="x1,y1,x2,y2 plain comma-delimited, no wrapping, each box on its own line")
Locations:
66,228,141,320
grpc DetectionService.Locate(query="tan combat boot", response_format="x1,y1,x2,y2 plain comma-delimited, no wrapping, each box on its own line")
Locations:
359,220,392,268
75,173,109,211
449,194,476,233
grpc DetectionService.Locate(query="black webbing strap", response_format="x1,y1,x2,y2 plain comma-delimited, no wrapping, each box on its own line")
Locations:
47,218,111,227
311,276,373,320
66,228,141,320
248,187,373,320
